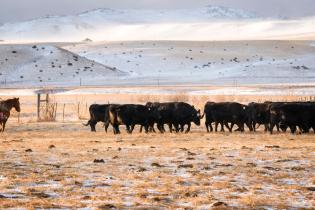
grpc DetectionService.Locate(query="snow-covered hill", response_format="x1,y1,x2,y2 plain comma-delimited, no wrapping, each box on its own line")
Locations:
0,44,125,87
1,5,314,43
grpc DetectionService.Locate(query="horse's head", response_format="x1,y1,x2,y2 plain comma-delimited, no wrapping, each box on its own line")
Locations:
13,98,21,112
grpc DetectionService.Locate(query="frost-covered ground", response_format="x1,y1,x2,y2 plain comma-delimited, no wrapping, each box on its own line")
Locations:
0,122,314,209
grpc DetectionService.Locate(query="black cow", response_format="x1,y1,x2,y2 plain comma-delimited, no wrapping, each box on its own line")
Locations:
172,102,203,133
269,102,315,134
145,102,176,133
204,102,226,132
247,102,272,132
204,102,248,132
108,104,161,134
83,104,110,132
145,102,203,133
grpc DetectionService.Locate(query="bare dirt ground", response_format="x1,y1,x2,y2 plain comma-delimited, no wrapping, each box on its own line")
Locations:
0,122,314,209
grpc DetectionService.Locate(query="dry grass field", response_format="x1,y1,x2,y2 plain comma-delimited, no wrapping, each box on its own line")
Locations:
0,121,314,209
0,90,314,209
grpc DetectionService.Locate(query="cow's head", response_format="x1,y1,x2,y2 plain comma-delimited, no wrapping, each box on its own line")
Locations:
192,109,203,126
148,107,161,121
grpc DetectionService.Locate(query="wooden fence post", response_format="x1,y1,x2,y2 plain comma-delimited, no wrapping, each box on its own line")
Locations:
37,94,40,121
63,104,65,122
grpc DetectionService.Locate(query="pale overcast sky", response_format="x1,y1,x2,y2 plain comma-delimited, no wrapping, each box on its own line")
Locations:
0,0,315,23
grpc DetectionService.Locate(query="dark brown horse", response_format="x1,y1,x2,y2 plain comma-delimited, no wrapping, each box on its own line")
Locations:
0,98,21,132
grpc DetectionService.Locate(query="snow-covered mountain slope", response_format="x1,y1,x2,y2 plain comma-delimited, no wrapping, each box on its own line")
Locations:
1,6,314,43
63,40,315,86
1,40,315,88
0,44,125,88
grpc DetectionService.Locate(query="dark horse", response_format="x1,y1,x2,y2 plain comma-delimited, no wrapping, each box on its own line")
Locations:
0,98,21,132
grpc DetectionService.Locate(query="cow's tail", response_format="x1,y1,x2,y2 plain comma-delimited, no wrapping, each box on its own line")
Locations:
82,120,91,126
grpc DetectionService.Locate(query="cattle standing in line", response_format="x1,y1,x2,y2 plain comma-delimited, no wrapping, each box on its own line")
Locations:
172,102,203,133
247,102,272,132
145,102,176,133
0,98,21,132
204,102,248,132
107,104,161,134
145,102,203,133
83,104,111,132
204,102,226,132
269,102,315,134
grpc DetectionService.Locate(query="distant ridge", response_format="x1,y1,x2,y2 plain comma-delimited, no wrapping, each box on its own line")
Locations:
0,6,314,43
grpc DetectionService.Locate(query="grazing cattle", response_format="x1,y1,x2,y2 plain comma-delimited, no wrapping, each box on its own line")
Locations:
108,104,161,134
83,104,111,132
204,102,247,132
269,102,315,134
0,98,21,132
247,102,272,132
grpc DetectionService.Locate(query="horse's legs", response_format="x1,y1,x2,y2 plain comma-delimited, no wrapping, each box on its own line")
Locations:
2,121,6,132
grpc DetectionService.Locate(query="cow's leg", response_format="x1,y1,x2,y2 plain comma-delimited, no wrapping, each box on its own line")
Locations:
290,125,296,134
215,122,219,132
126,125,132,134
253,121,257,132
223,122,229,132
157,123,164,133
269,122,275,134
229,123,234,132
205,121,209,133
180,124,185,132
139,125,143,133
90,121,97,132
173,124,179,133
144,124,149,134
168,123,173,133
264,123,269,132
239,123,245,132
185,123,191,133
210,123,213,132
113,125,120,134
130,124,136,134
220,122,225,132
247,121,253,132
104,122,110,133
276,124,280,132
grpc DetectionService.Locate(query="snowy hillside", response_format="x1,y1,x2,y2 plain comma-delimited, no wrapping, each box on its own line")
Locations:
0,44,125,88
0,40,314,88
64,40,315,86
0,6,314,43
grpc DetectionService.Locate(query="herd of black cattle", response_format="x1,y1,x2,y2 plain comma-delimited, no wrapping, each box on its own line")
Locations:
83,101,315,135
